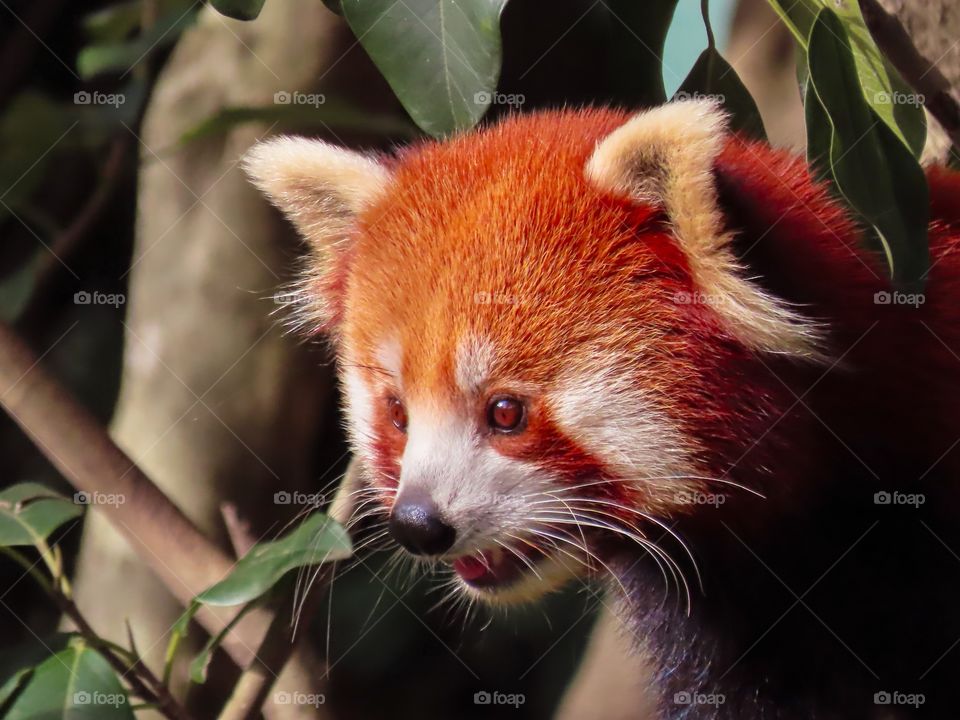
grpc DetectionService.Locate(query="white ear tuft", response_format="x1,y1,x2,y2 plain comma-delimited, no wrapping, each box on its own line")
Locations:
243,136,391,243
586,100,823,359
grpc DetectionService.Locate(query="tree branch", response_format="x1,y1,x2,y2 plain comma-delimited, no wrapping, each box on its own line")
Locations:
858,0,960,151
0,320,329,720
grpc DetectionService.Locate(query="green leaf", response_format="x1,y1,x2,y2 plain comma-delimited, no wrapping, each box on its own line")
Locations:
0,634,74,712
341,0,508,137
77,5,199,79
603,0,679,106
188,601,259,683
196,514,351,607
210,0,267,21
807,7,928,289
0,93,77,218
764,0,925,156
321,0,344,15
0,483,84,548
0,252,43,323
162,601,200,687
176,100,419,148
2,638,134,720
83,2,142,43
674,47,766,140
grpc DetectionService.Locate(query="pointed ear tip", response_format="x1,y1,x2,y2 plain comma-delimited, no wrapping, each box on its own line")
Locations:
241,136,311,184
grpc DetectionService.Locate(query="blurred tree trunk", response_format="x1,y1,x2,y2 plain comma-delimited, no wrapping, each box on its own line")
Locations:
69,0,393,715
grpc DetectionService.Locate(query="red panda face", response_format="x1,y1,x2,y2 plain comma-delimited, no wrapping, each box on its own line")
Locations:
245,101,822,605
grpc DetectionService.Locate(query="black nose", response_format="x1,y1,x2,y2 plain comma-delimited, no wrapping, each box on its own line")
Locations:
389,490,456,556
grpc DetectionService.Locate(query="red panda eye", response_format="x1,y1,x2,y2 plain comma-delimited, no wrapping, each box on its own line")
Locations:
387,397,407,432
487,396,526,433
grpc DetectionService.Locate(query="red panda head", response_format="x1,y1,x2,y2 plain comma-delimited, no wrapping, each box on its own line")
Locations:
245,100,822,605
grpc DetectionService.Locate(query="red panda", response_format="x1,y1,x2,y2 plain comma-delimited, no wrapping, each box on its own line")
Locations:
246,100,960,719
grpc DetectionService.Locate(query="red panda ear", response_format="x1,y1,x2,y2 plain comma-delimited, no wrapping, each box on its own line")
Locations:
243,136,391,245
586,100,824,360
244,137,392,334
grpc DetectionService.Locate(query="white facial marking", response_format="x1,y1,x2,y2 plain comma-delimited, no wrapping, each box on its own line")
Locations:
550,362,698,505
455,334,496,395
342,365,376,461
375,337,404,391
399,408,538,549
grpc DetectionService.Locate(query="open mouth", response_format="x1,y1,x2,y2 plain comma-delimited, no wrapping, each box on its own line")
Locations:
450,540,548,590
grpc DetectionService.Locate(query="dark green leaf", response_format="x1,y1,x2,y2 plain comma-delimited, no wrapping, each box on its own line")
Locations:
77,6,199,79
807,8,928,289
210,0,267,21
0,252,43,323
341,0,508,137
764,0,925,156
802,77,833,183
604,0,679,106
3,639,134,720
0,483,84,548
0,93,76,218
674,47,766,140
0,634,74,712
196,514,351,607
321,0,343,15
83,2,142,43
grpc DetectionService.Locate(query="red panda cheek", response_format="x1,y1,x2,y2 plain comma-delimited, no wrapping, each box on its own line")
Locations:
489,407,627,505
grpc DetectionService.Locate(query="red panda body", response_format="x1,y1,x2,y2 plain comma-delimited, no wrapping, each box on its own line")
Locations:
246,103,960,719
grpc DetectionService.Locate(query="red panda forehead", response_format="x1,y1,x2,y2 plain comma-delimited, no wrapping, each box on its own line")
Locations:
342,111,695,379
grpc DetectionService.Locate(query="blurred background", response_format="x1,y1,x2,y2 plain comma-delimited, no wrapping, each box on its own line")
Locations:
0,1,956,718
